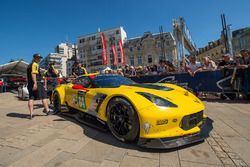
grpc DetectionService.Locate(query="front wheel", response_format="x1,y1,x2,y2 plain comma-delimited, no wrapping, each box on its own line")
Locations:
107,97,139,142
53,92,61,113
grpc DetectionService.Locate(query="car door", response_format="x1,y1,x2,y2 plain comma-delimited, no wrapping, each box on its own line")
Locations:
66,76,91,112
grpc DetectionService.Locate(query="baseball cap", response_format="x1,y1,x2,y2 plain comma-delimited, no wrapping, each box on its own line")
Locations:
33,53,43,59
223,53,231,57
240,49,249,53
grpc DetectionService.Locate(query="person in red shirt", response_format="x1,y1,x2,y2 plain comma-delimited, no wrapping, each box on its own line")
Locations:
0,78,4,93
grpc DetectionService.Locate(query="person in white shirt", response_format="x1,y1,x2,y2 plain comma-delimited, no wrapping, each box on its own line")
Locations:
202,56,217,71
186,56,203,77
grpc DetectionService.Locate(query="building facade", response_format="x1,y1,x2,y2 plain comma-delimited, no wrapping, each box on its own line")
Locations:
40,53,67,77
197,39,226,63
77,27,127,72
124,31,177,67
232,27,250,55
55,43,78,60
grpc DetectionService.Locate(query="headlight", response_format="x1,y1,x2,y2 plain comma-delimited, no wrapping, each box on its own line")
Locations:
137,92,177,107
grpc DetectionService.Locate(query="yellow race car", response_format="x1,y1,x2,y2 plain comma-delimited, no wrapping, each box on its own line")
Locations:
53,74,207,149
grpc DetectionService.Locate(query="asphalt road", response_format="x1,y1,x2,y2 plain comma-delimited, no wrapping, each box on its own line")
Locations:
0,93,249,167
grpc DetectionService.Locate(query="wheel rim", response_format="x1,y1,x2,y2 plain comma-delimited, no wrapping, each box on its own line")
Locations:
109,103,132,136
54,94,60,112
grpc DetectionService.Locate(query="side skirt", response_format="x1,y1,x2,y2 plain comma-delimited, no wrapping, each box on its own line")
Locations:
59,110,108,132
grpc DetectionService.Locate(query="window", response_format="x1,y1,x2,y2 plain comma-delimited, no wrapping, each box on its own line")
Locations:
148,55,152,63
130,55,134,65
79,38,85,43
138,55,142,65
116,30,120,34
157,43,161,48
97,45,102,49
92,36,96,40
130,47,133,52
59,48,64,54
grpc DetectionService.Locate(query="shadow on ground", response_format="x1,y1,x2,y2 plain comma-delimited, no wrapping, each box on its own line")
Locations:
6,112,46,119
56,112,214,153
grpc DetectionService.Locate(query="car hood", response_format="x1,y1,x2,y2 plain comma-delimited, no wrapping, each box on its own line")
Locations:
119,84,204,111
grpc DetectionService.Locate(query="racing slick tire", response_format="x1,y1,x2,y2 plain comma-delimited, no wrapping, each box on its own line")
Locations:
53,91,61,113
107,97,139,142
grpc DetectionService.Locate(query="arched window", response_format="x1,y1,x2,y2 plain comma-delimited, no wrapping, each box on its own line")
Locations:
148,55,152,63
130,55,134,65
138,55,142,65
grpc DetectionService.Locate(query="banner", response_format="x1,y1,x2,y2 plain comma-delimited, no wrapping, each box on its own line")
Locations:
101,32,108,65
129,69,241,93
119,39,126,66
112,44,118,66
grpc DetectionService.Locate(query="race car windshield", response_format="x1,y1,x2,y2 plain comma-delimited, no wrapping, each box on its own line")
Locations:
92,75,136,88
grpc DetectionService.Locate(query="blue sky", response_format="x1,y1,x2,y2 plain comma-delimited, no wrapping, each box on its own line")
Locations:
0,0,249,64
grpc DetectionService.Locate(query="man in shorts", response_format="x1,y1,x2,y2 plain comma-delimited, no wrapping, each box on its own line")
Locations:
27,53,54,119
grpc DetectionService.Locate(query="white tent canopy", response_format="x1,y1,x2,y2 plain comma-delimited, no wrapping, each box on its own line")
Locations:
0,60,29,77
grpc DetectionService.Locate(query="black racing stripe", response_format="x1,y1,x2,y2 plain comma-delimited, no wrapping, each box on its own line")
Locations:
131,84,173,91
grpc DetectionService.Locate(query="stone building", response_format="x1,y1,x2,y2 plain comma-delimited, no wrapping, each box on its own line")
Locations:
124,32,177,67
232,27,250,55
197,39,226,63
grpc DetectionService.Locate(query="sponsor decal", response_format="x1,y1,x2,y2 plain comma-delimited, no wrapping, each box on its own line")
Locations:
156,119,168,125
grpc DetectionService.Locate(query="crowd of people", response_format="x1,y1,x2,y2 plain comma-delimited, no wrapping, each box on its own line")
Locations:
99,49,249,78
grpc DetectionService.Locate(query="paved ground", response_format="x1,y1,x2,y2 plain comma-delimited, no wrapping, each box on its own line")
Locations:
0,92,249,167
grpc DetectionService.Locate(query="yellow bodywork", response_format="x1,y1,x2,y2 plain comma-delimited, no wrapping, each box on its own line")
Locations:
54,76,205,139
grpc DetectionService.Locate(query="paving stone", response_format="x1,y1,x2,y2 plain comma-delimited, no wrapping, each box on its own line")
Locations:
212,119,241,138
179,142,222,166
0,126,25,138
56,159,99,167
232,159,248,167
212,145,224,152
0,146,20,166
75,140,112,163
120,155,159,167
7,138,76,167
58,124,85,140
206,137,218,146
33,133,61,147
227,152,242,160
160,151,180,167
214,150,228,158
42,152,74,167
220,157,235,166
99,160,120,167
104,146,127,162
127,149,159,160
223,137,250,166
180,161,223,167
0,145,38,166
65,136,92,154
2,127,56,149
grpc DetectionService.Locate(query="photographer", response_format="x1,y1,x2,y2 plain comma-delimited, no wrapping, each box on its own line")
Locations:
45,62,59,104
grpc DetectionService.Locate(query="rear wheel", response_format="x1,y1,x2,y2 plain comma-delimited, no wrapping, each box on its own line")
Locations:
53,92,61,113
107,97,139,142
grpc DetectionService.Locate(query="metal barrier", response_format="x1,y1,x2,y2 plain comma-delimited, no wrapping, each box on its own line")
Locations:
129,68,249,99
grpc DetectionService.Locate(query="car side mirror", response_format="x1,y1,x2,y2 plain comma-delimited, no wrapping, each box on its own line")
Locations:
72,84,89,92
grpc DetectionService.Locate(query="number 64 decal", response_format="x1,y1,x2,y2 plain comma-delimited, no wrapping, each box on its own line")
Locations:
78,91,86,109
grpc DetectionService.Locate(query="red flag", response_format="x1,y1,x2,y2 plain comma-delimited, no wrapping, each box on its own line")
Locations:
101,32,108,65
112,44,118,66
119,39,126,66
